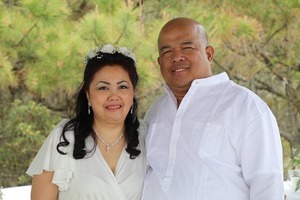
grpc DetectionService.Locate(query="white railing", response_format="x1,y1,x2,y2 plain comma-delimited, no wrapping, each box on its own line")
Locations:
1,185,31,200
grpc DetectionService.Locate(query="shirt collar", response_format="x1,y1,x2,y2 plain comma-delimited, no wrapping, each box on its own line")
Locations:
163,72,230,92
162,72,230,105
192,72,229,87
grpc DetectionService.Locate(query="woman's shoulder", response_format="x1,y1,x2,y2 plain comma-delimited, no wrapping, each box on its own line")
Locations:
26,118,74,177
48,118,70,135
49,118,69,132
57,118,71,129
44,118,74,146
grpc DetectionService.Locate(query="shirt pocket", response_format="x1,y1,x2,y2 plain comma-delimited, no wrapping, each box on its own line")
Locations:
190,122,223,158
146,122,170,175
146,122,164,152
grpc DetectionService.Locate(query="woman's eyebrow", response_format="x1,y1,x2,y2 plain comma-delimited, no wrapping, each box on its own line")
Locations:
96,81,110,85
96,80,129,85
117,80,129,84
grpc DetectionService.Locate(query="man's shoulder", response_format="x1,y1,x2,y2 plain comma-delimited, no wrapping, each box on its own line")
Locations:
227,81,272,114
144,93,168,123
149,93,168,109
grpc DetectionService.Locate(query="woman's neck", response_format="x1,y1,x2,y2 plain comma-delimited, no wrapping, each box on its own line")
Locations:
93,121,124,140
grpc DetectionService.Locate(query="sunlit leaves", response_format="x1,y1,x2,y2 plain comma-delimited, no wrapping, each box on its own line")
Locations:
0,100,60,186
19,0,70,26
0,51,16,90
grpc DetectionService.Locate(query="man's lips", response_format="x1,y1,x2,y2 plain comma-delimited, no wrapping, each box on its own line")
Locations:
172,68,187,72
171,66,189,74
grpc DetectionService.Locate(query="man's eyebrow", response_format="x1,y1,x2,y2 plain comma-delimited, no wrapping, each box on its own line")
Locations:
160,45,171,52
181,41,193,45
160,41,194,52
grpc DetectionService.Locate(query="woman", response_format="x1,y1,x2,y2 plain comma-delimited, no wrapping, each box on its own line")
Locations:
26,44,147,200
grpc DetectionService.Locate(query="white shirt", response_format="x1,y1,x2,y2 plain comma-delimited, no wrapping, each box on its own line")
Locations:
27,119,147,200
142,73,284,200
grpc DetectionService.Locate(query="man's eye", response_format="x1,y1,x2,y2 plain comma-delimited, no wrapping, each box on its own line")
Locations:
162,50,172,55
183,46,194,50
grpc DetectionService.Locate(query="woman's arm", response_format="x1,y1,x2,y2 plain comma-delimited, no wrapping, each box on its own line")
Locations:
31,170,58,200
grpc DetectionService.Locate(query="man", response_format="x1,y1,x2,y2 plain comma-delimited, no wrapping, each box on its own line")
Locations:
142,17,284,200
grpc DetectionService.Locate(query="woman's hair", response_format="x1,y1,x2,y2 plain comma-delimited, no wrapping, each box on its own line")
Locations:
57,48,140,159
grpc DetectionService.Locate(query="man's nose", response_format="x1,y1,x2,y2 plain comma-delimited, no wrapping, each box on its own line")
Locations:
171,50,185,62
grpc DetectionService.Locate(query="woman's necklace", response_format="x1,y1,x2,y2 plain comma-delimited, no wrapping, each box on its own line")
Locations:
93,128,124,151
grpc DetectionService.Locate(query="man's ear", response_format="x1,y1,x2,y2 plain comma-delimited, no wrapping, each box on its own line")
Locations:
157,57,161,65
206,46,214,63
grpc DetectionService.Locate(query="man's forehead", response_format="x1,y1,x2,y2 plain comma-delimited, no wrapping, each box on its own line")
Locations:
160,40,194,47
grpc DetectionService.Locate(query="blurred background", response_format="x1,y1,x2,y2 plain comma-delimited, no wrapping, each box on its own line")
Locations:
0,0,299,188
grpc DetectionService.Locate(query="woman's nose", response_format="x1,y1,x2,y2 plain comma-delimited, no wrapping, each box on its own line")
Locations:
108,89,120,100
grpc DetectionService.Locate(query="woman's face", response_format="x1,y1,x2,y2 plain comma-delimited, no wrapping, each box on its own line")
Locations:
86,65,134,125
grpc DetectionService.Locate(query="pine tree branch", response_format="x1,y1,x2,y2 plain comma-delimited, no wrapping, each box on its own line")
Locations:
213,59,230,74
254,77,284,98
14,21,39,47
115,14,129,45
266,2,289,44
266,22,287,44
132,0,144,11
259,52,284,81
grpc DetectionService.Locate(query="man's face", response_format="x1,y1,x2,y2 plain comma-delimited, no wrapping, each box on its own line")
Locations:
157,20,214,94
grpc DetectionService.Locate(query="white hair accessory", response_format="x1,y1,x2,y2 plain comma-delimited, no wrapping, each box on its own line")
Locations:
83,44,136,64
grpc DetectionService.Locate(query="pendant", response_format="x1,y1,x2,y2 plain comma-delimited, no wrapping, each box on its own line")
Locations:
106,145,110,151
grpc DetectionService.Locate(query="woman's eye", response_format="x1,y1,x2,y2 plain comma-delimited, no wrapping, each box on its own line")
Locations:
98,86,108,90
119,85,129,89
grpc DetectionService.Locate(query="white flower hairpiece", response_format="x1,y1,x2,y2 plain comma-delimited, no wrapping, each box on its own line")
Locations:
83,44,136,64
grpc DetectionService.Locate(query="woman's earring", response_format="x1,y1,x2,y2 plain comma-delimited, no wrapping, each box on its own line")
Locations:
130,106,133,114
88,105,91,115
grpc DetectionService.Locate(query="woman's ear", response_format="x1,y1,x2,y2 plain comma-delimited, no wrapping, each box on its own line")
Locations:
86,91,91,106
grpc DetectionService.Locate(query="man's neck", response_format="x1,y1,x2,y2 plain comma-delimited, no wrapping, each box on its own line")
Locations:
174,93,186,108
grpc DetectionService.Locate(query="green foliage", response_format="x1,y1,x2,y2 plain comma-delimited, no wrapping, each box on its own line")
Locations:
20,0,70,26
292,150,300,167
291,151,300,191
0,100,60,187
91,0,123,15
0,0,299,187
0,51,16,90
0,0,162,187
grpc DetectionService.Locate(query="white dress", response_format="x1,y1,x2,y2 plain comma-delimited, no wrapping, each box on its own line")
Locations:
27,119,147,200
